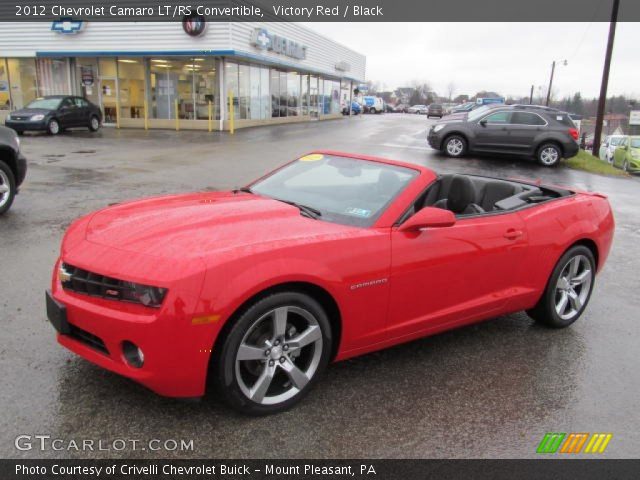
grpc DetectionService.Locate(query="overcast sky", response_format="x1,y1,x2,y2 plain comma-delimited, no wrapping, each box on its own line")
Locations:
303,22,639,100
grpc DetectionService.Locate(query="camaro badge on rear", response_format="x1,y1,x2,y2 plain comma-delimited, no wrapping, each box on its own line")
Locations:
350,278,388,290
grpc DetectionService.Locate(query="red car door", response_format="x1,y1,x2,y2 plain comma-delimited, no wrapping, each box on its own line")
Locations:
386,212,528,340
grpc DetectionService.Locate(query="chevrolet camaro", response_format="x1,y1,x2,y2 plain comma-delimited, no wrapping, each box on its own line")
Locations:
46,151,614,414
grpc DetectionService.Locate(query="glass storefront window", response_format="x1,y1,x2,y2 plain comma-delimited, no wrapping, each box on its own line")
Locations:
36,58,69,97
7,58,37,109
224,62,239,120
279,71,287,117
193,57,217,120
98,58,118,123
249,66,260,120
117,58,145,119
238,64,250,120
260,67,270,120
287,72,300,117
75,58,100,107
270,69,280,118
300,75,309,116
0,59,10,110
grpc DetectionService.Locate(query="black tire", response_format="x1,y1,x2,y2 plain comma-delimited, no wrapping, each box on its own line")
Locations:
47,118,60,135
211,291,333,415
88,115,101,132
16,131,24,136
0,160,16,215
443,134,467,158
526,245,596,328
536,142,562,167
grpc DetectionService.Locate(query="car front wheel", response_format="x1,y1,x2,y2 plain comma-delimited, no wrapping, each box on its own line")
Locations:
443,135,467,157
527,245,595,328
212,292,332,415
0,161,16,215
537,143,561,167
47,119,60,135
89,115,101,132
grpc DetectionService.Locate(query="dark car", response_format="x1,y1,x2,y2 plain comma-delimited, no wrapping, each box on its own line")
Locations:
427,103,443,118
5,95,102,135
427,105,580,167
0,125,27,214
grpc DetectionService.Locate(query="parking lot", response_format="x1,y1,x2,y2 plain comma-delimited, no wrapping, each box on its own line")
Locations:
1,113,639,458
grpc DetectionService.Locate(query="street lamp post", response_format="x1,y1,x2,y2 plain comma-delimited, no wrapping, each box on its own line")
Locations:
546,59,567,107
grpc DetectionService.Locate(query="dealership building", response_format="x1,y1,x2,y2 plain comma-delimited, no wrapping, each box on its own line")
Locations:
0,21,365,130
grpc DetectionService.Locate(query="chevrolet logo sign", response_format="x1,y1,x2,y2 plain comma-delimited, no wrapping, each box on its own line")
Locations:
51,19,84,34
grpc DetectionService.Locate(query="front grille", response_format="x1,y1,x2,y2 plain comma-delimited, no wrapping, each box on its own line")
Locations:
11,116,30,121
61,263,129,303
68,323,109,355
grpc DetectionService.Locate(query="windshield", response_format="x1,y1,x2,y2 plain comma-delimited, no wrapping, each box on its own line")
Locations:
250,154,418,227
631,138,640,148
610,137,625,146
467,105,494,122
25,98,62,110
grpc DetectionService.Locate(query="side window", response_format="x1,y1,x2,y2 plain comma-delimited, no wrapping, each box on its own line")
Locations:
73,97,88,108
511,112,546,126
483,111,511,124
60,98,74,108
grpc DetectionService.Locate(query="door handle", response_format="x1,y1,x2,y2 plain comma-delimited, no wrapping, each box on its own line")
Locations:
504,229,523,240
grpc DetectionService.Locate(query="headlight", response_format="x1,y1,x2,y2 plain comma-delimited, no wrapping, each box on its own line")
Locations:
631,151,640,159
433,124,446,132
120,281,168,308
30,114,45,121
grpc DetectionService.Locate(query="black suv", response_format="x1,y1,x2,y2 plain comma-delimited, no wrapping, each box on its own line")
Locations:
0,125,27,214
427,105,580,166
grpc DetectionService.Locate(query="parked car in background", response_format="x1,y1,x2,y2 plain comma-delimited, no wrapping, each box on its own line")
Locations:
361,96,384,114
612,136,640,173
407,105,427,114
393,103,409,113
384,103,395,113
427,104,579,166
450,103,476,114
427,104,444,119
342,101,362,116
598,135,626,163
4,95,102,135
0,125,27,214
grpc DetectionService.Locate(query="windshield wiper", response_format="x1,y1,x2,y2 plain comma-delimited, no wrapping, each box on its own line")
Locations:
232,186,253,194
276,199,322,219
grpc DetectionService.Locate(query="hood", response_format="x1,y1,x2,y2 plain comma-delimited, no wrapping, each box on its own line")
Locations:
84,191,356,259
9,108,52,117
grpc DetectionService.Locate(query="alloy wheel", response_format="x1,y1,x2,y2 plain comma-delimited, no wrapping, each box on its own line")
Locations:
49,120,60,135
0,169,10,208
235,305,323,405
540,147,559,166
446,138,463,156
554,254,592,320
91,117,100,130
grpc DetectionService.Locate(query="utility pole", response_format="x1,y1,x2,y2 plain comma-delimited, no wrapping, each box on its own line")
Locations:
530,85,534,104
593,0,620,157
546,61,556,106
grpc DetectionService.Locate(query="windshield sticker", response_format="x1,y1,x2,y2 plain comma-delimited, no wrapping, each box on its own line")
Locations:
299,153,324,162
345,207,372,218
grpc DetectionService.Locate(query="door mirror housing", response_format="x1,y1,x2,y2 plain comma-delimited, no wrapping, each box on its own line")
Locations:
479,119,487,127
399,207,456,232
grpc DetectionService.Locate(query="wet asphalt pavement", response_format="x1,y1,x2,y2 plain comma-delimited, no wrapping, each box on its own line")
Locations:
1,114,639,459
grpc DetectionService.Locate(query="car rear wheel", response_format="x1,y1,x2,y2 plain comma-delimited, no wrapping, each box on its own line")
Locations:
47,119,60,135
89,115,101,132
0,161,16,215
537,143,561,167
443,135,467,157
527,245,595,328
212,292,332,415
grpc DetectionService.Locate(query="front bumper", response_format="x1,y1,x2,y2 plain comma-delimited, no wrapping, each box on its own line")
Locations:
47,257,216,398
427,129,443,149
5,119,48,132
564,141,580,158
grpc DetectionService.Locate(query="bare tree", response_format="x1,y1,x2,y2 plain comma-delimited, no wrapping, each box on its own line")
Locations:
447,82,456,101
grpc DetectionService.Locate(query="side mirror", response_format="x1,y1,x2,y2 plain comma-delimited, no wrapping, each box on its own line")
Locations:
398,207,456,232
479,119,487,127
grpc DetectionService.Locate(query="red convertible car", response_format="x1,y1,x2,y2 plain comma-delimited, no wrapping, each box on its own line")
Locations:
47,151,614,414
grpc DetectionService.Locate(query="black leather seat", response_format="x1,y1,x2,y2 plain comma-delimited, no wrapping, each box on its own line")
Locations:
432,175,484,215
479,181,522,211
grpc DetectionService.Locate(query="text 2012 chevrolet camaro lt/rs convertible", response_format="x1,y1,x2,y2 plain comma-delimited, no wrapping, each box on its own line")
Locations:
46,151,614,414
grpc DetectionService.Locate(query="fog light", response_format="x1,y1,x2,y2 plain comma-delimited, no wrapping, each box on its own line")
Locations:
122,341,144,368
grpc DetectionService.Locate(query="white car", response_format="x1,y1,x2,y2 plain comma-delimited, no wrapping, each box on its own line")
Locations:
599,135,626,163
407,105,427,114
